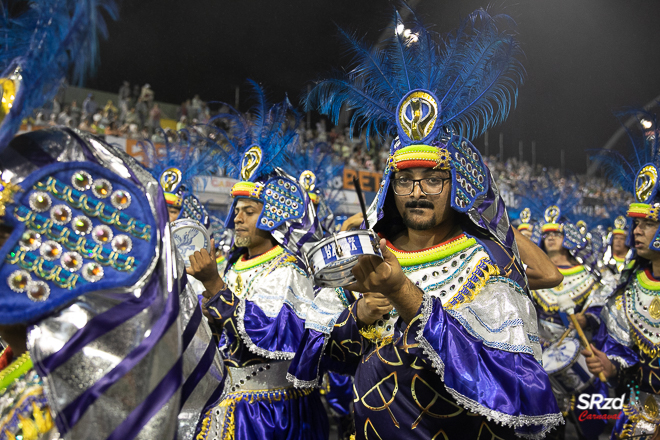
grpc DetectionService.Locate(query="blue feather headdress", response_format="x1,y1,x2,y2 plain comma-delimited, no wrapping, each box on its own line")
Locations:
207,81,323,260
140,132,224,228
0,0,118,151
306,6,524,249
290,141,344,234
593,108,660,251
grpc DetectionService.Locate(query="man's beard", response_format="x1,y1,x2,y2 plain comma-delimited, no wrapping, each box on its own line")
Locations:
235,236,252,247
402,200,438,231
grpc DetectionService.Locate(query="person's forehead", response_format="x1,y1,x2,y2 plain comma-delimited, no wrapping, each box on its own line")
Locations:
236,199,263,210
395,167,449,177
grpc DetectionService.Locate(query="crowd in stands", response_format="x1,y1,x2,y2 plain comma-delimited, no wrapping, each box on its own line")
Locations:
24,82,631,215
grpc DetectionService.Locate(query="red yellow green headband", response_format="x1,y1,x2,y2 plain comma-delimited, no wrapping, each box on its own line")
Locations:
387,145,450,173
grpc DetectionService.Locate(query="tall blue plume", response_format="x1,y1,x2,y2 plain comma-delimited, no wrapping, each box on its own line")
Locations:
207,80,302,181
591,108,659,194
0,0,119,151
304,5,524,143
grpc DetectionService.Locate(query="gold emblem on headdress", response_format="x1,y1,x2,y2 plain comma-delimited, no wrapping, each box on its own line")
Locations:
0,67,22,126
520,207,531,224
240,145,262,181
299,170,316,192
636,165,658,203
398,91,438,141
614,215,626,230
160,168,182,193
576,220,587,235
544,205,560,223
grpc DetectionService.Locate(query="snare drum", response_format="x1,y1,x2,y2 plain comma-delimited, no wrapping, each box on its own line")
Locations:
307,229,383,288
542,336,594,395
171,219,212,267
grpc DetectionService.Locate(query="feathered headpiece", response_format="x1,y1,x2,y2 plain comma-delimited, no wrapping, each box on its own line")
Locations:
0,0,118,151
140,133,223,228
305,6,524,249
593,108,660,251
290,141,344,234
209,81,323,260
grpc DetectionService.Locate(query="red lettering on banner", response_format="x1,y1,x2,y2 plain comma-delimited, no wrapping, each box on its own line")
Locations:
578,411,621,422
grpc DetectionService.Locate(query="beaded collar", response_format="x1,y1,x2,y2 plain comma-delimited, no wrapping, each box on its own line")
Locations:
233,246,284,272
557,265,585,276
386,234,476,267
0,352,33,392
624,269,660,357
637,268,660,291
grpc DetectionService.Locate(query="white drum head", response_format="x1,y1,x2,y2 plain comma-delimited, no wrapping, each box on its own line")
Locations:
542,337,580,375
171,219,212,267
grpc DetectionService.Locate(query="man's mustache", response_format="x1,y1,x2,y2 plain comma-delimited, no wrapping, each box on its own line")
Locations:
405,200,435,209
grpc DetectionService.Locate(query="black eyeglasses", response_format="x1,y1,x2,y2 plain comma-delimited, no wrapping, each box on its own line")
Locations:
392,177,450,196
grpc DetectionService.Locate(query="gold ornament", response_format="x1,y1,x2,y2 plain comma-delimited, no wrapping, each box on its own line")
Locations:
520,207,531,224
614,215,626,230
0,67,22,126
398,91,438,141
159,168,182,193
644,395,659,418
649,297,660,321
299,170,316,192
544,205,560,223
636,165,658,203
0,180,21,217
240,145,262,181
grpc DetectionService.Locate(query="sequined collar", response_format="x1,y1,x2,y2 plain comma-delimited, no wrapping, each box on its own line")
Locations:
557,265,585,276
637,269,660,291
233,246,284,272
386,234,477,267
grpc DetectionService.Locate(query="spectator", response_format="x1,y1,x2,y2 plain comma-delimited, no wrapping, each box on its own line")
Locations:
82,93,98,120
148,103,162,134
176,116,188,131
70,100,81,127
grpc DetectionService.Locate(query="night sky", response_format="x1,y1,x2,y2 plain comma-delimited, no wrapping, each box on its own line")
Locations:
87,0,660,174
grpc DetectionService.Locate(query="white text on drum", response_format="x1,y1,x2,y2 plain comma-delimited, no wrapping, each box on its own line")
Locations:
576,394,625,410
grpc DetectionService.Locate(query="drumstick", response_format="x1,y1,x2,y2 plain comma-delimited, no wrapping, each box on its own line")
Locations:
352,176,370,229
557,296,608,383
556,327,573,345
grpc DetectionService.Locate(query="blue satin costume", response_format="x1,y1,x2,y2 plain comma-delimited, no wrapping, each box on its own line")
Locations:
198,246,328,440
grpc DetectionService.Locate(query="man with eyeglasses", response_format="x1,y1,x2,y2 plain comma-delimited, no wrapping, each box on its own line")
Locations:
289,10,566,432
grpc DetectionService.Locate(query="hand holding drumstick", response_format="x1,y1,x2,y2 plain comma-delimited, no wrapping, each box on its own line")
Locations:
556,296,608,383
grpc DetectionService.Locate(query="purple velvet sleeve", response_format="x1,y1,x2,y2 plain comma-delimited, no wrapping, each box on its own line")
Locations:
592,319,639,369
289,302,365,386
417,296,562,433
239,300,305,357
205,287,238,322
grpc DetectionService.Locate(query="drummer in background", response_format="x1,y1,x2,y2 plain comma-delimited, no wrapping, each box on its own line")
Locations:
188,90,329,440
583,113,660,439
298,168,355,439
518,207,536,239
531,206,610,439
289,8,564,439
601,215,631,276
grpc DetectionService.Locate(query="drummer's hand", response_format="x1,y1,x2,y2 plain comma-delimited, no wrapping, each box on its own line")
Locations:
340,212,364,232
347,239,407,297
187,239,225,295
356,292,393,326
568,313,587,330
581,344,616,380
